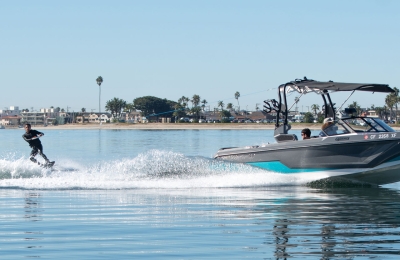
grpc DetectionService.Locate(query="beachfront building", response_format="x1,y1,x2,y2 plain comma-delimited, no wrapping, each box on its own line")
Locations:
75,113,90,124
125,111,141,123
21,111,47,125
0,106,20,120
0,115,21,126
21,107,66,126
87,113,111,123
40,107,60,125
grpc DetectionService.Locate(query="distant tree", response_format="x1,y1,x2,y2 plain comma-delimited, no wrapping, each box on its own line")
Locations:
191,106,202,120
172,103,186,121
178,96,189,108
191,94,200,108
317,113,324,123
220,110,232,122
349,101,361,115
303,112,314,123
105,97,127,118
392,87,399,122
374,106,385,119
134,96,177,118
234,91,240,111
226,103,233,111
311,104,319,117
124,103,136,113
96,76,103,113
385,94,396,121
217,100,224,111
61,108,65,112
201,99,208,111
81,108,86,113
184,97,190,108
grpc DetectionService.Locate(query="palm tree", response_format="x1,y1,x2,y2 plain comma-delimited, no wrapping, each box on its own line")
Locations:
393,87,399,123
375,106,385,119
226,103,233,111
191,94,200,108
349,101,361,115
218,100,224,111
172,103,186,122
201,99,208,111
234,91,240,111
385,93,397,122
311,104,319,117
124,103,136,113
184,97,190,108
178,96,185,105
96,76,103,113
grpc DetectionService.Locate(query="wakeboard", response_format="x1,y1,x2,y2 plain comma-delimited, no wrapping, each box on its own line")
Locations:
41,161,55,169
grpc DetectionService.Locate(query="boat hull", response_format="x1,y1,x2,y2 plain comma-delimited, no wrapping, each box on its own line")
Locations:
214,135,400,186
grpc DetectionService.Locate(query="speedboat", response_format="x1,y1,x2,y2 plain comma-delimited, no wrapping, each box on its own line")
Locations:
214,78,400,186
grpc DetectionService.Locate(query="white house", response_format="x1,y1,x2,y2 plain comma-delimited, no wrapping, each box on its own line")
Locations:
88,113,111,123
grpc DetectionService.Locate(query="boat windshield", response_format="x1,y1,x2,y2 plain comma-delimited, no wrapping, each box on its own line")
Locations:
341,117,395,133
320,121,350,136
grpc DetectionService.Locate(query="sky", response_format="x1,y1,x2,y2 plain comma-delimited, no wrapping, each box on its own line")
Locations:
1,0,399,113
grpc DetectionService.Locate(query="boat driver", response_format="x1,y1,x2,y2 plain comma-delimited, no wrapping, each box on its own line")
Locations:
301,128,311,140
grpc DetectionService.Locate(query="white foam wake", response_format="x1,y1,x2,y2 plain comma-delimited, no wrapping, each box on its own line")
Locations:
0,150,320,190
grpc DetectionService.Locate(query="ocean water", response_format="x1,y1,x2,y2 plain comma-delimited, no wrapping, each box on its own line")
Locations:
1,128,400,259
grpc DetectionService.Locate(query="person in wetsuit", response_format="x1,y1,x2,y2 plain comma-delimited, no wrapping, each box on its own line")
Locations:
22,123,51,165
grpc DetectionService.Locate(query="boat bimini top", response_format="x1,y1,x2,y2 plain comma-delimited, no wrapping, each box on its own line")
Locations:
263,77,395,139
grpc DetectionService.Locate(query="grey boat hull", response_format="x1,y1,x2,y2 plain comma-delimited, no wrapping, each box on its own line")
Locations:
214,133,400,185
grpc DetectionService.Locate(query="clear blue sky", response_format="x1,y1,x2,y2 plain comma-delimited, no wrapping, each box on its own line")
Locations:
1,0,399,113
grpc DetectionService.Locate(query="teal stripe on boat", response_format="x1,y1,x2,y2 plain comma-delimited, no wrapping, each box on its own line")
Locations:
388,155,400,163
248,161,329,174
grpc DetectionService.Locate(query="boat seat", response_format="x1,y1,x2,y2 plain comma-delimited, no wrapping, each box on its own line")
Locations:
274,134,298,143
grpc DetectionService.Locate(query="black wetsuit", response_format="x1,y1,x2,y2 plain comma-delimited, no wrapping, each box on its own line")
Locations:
22,130,49,163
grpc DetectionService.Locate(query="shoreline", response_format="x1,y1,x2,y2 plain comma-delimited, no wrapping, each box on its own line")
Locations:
4,123,324,130
5,123,400,131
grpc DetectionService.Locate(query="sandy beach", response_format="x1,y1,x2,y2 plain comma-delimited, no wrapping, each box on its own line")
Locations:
8,122,400,131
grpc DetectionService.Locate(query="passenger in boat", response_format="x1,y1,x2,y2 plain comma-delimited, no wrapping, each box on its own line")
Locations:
320,118,336,136
301,128,311,140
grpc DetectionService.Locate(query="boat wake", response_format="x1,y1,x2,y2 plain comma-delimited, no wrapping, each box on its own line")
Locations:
0,150,322,190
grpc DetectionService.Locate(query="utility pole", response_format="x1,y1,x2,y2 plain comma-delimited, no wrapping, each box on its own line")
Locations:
66,106,71,123
96,76,103,115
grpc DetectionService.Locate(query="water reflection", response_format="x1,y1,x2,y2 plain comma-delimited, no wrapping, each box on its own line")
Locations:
261,187,400,259
66,186,400,258
24,192,43,255
273,219,290,259
2,186,400,259
24,192,42,221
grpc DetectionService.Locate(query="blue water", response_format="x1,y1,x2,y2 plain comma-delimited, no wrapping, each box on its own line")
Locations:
1,128,400,259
